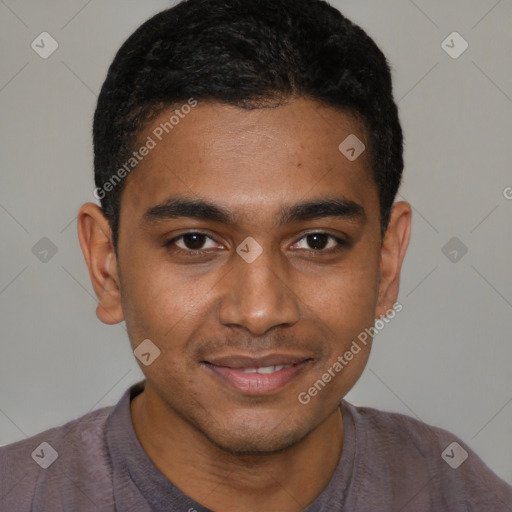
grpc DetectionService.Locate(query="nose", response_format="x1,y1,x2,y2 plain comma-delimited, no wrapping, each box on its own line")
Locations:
217,248,301,336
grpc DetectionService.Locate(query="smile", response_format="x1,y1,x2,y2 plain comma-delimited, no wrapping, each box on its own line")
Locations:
202,356,313,395
240,364,293,374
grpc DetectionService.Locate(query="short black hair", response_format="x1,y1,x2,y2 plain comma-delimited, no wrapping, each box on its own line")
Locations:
93,0,403,252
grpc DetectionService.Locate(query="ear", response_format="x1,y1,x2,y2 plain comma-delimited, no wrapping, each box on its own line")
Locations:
77,203,124,325
375,201,412,319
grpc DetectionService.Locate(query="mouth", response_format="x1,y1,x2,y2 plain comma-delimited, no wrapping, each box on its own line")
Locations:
201,353,314,395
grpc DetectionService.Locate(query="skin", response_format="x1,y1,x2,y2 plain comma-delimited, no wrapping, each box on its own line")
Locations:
78,97,411,512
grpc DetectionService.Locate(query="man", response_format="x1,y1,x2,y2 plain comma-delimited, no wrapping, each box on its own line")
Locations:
1,0,511,510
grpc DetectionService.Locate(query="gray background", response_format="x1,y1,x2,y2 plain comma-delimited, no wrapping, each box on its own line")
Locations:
1,0,511,485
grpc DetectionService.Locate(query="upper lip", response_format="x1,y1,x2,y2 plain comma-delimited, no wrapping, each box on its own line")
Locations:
203,353,314,369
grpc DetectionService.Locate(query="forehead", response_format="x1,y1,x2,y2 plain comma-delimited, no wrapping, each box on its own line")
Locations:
121,97,378,226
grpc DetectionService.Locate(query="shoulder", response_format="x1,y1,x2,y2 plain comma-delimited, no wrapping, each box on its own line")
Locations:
341,400,512,511
0,406,115,512
344,400,456,451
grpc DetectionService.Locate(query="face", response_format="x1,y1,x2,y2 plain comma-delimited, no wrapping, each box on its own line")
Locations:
80,97,410,455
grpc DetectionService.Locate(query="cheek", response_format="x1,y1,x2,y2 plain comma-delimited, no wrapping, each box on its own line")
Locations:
311,248,380,328
119,228,380,354
303,261,379,396
119,254,217,348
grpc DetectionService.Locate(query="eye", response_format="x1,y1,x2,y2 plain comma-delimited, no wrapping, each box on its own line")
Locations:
291,233,347,252
166,232,223,254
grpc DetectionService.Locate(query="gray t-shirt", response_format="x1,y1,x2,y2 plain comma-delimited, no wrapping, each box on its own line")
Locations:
1,380,511,511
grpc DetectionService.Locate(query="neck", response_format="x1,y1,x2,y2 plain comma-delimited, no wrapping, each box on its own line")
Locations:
131,387,344,512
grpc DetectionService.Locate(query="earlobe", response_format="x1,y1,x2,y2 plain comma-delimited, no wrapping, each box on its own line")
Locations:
77,203,124,325
375,201,412,319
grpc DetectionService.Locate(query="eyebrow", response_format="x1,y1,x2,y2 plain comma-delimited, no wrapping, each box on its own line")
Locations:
142,195,366,227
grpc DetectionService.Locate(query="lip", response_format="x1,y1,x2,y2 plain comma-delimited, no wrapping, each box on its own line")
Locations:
205,352,313,368
202,352,314,395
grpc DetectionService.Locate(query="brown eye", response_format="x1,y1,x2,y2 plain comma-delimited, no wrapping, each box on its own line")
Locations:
292,233,347,252
306,233,329,250
165,232,223,255
179,233,208,250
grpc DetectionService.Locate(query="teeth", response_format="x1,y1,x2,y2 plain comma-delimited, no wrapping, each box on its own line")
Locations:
241,364,291,374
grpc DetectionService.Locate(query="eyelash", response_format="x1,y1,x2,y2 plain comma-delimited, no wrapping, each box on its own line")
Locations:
164,231,349,257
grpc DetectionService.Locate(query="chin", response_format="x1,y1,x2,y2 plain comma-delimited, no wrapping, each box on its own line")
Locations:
202,416,312,456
